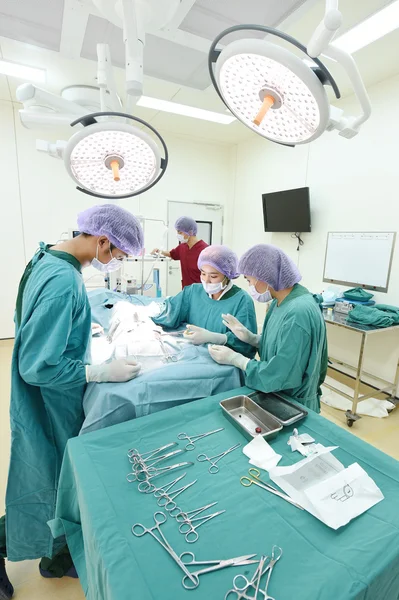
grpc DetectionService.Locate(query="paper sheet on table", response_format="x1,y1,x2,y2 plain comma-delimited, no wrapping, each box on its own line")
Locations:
243,435,281,471
269,449,384,529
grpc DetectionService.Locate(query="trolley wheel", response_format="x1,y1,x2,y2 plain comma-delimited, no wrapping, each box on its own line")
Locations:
346,418,354,428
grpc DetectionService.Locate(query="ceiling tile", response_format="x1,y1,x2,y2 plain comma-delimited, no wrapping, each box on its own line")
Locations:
179,0,307,41
0,0,64,51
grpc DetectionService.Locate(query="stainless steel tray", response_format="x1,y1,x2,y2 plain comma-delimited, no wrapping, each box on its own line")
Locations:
220,395,283,441
248,391,308,427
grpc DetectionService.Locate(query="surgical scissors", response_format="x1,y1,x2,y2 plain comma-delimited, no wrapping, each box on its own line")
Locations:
240,468,304,510
197,442,241,474
225,546,283,600
177,428,224,451
132,512,197,587
179,551,258,590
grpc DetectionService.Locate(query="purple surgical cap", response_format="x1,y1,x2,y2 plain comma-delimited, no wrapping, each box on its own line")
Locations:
174,216,198,236
198,245,239,280
77,204,144,256
238,244,301,291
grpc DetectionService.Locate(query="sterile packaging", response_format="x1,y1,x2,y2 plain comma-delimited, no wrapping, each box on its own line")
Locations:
269,449,384,529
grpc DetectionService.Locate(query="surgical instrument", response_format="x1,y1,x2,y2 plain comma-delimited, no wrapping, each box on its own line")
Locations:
176,502,226,543
197,442,241,474
132,449,185,474
262,546,283,600
240,468,304,510
157,479,198,511
132,512,197,587
180,552,258,590
226,546,283,600
155,331,178,363
128,442,177,464
177,428,224,451
138,472,187,495
127,461,194,483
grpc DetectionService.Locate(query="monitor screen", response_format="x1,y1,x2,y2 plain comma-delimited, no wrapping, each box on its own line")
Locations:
262,187,311,232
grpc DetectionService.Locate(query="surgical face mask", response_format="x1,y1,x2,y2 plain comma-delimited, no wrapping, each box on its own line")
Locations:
202,280,226,295
177,233,188,243
92,246,122,273
249,282,271,303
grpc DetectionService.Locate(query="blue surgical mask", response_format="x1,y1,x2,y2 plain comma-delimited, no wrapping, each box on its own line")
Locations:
249,282,271,303
91,246,122,273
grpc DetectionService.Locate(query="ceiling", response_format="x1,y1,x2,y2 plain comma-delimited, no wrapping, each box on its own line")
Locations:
0,0,398,144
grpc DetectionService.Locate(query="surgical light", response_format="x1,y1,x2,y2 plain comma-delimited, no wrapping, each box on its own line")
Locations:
216,40,331,144
64,112,168,199
208,1,371,146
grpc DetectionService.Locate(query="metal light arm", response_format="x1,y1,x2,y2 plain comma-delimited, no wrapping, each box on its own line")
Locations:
323,44,372,136
97,44,122,112
306,0,371,137
122,0,145,103
307,0,342,58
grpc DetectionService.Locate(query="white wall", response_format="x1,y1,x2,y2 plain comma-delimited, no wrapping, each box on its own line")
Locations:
228,74,399,390
0,99,232,338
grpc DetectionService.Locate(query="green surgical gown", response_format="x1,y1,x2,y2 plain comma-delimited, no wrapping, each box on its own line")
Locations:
6,243,91,561
153,283,257,358
245,284,328,412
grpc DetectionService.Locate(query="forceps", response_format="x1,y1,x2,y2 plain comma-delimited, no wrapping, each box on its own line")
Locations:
132,449,185,475
179,551,258,590
157,479,198,513
177,428,224,451
132,512,197,587
240,468,304,510
226,546,283,600
128,442,177,464
139,472,187,495
127,461,193,483
176,502,225,543
155,332,178,363
197,443,241,474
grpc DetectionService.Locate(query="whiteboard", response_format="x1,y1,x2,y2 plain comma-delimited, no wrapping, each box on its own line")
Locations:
323,232,396,292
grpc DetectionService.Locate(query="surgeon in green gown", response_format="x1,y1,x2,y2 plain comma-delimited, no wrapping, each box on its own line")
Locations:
0,205,144,596
153,245,257,359
209,244,328,413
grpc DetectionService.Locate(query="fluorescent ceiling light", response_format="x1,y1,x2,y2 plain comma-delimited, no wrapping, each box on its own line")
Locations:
137,95,236,124
333,0,399,54
0,59,46,83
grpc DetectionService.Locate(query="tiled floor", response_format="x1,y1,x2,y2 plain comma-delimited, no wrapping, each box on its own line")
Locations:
0,338,398,598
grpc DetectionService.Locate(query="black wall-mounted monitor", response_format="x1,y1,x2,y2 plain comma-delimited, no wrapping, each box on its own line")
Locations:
262,187,311,232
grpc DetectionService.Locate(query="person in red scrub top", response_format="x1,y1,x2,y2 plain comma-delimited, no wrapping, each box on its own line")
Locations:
152,216,208,288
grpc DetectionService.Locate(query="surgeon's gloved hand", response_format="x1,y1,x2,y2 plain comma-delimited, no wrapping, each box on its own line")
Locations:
91,323,104,336
86,358,141,383
208,345,250,371
183,325,227,346
222,314,260,348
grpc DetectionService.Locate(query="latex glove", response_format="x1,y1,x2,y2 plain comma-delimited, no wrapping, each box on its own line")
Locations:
183,325,227,345
91,323,104,336
208,345,250,371
86,358,141,383
222,314,260,348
